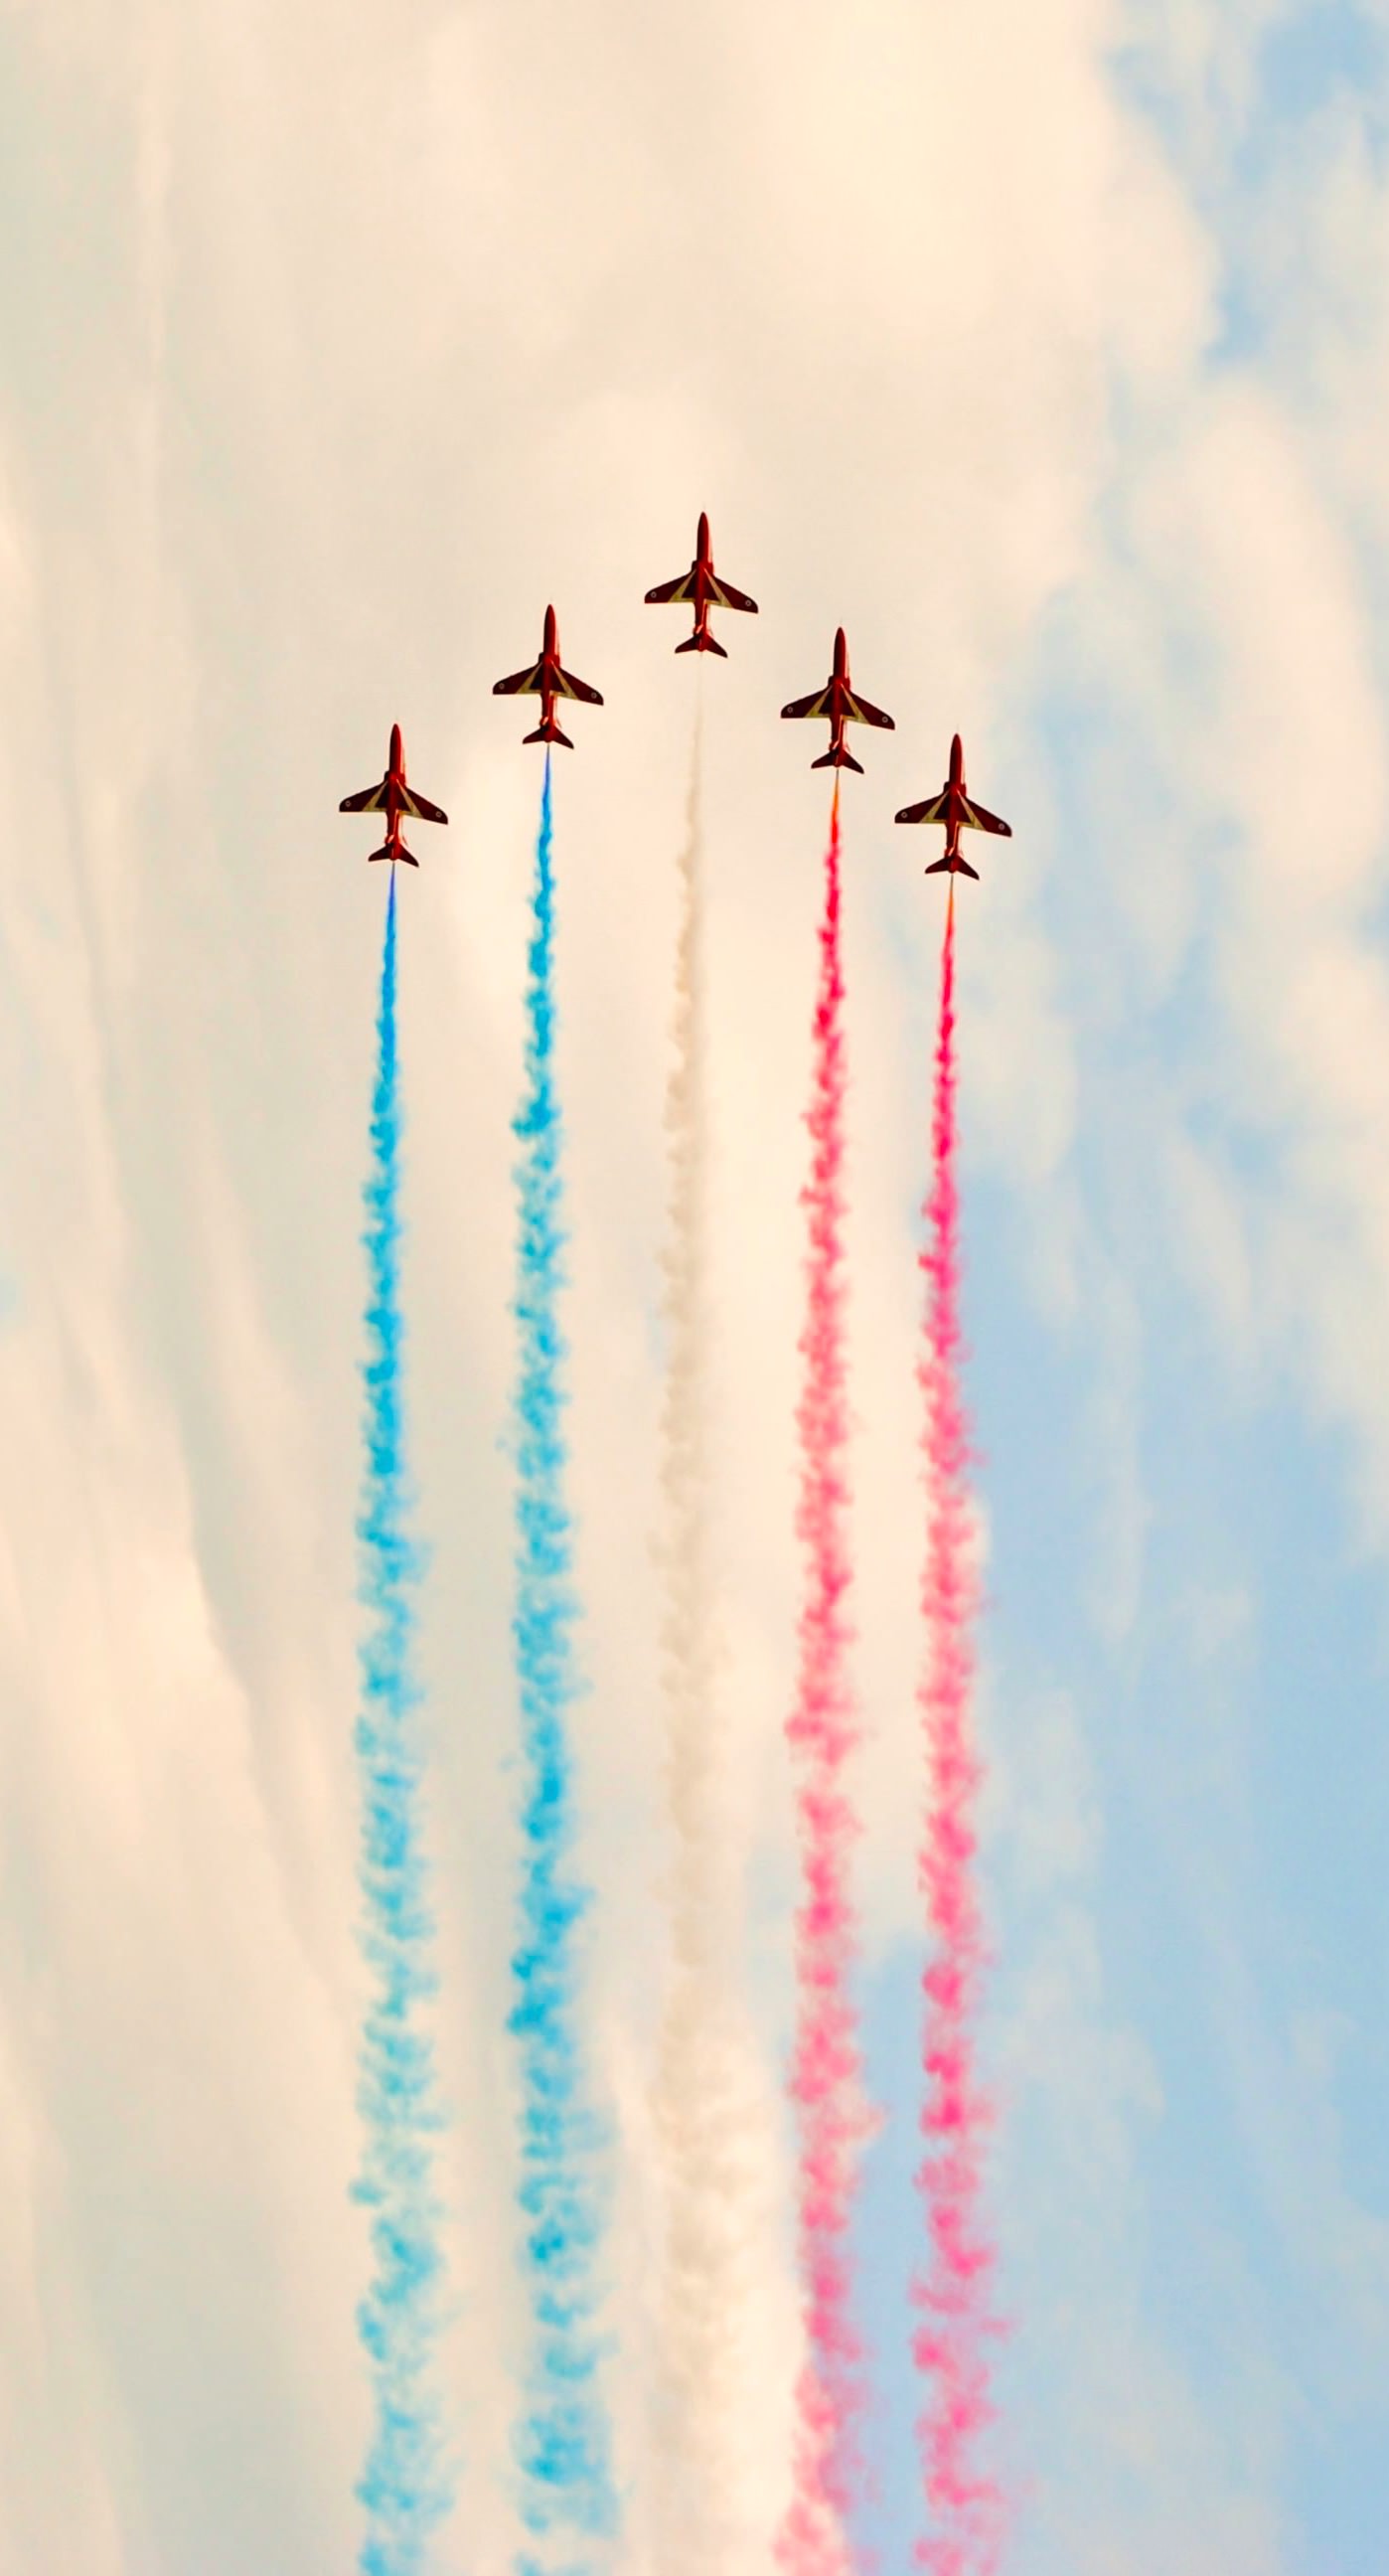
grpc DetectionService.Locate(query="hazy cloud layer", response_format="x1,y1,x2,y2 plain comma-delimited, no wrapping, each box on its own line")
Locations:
1,0,1386,2569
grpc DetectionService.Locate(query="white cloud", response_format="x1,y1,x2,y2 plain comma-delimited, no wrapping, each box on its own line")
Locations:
5,0,1385,2566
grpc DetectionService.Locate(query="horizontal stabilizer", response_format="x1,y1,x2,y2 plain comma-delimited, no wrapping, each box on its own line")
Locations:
368,843,420,868
812,744,864,775
926,853,979,881
524,720,575,750
676,630,727,657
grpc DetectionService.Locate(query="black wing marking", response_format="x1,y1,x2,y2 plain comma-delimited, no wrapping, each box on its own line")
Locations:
844,690,894,731
961,795,1011,837
493,662,542,698
895,790,950,827
554,664,604,707
708,574,758,614
398,786,448,825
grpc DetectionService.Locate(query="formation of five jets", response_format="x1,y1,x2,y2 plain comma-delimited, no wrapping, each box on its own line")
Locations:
339,513,1012,881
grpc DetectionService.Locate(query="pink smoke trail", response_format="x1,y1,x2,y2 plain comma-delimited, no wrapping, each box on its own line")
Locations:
779,782,868,2576
914,885,1003,2576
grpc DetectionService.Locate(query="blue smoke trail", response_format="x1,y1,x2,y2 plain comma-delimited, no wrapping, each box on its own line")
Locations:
354,872,451,2576
509,755,614,2569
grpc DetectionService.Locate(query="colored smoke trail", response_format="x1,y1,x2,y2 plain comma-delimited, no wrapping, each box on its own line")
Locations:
914,886,1003,2576
651,716,756,2571
778,780,867,2576
353,871,451,2576
509,755,613,2567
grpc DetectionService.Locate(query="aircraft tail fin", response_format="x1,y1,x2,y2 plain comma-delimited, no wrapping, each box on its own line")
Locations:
676,628,727,658
524,719,574,750
368,843,419,869
813,743,864,775
926,853,979,881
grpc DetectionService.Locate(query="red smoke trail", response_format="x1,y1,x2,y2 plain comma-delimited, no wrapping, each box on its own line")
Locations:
779,781,867,2576
914,885,1003,2576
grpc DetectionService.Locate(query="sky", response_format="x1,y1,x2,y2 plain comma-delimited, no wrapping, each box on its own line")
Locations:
1,0,1387,2570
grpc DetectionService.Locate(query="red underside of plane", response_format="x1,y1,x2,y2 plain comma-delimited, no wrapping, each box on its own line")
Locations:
339,723,448,868
493,605,603,749
894,733,1011,878
781,627,894,774
645,510,758,656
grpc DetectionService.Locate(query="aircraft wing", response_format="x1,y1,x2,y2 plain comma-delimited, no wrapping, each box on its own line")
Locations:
781,686,832,722
894,790,950,826
398,785,448,825
844,689,894,731
554,663,604,706
645,570,696,605
708,573,758,614
961,795,1010,836
493,661,542,698
339,779,388,814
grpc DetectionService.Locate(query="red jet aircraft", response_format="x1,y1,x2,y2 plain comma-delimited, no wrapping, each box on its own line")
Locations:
894,734,1011,879
339,724,447,868
644,511,758,656
493,605,603,748
781,628,894,773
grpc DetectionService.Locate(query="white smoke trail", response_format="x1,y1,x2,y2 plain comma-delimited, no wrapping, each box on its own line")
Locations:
649,716,761,2576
